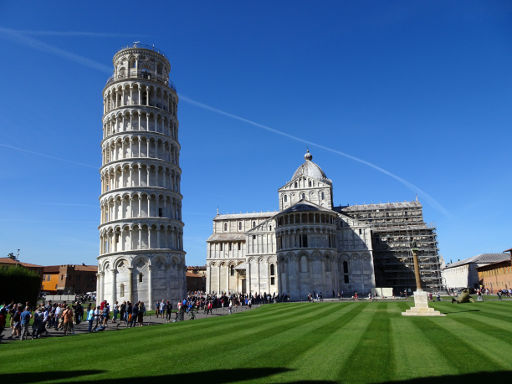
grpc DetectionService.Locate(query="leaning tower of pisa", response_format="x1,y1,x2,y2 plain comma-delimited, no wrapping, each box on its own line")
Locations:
97,44,186,309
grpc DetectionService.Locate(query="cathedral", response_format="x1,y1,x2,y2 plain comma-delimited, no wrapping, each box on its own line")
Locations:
206,151,442,299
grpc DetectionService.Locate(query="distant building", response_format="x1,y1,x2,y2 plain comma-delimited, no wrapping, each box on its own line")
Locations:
477,249,512,292
186,266,206,292
41,265,97,294
442,253,510,290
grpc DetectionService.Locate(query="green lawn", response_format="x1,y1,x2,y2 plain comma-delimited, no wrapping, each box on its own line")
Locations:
1,301,512,383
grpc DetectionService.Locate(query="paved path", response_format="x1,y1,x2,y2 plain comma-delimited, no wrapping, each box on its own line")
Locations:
0,305,259,344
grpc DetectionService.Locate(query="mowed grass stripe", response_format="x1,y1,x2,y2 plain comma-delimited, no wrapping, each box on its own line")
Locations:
143,303,345,369
0,304,332,382
45,303,342,381
391,307,456,380
411,317,505,373
0,303,312,364
337,302,395,384
431,317,512,369
275,303,377,383
217,303,359,366
449,315,512,345
248,303,366,373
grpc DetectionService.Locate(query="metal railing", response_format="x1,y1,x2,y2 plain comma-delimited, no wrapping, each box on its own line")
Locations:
118,42,167,58
105,72,176,91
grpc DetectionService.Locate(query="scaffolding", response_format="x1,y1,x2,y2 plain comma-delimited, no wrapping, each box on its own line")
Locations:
340,202,443,293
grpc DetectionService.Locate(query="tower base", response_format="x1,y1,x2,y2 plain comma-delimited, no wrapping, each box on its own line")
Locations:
402,290,445,317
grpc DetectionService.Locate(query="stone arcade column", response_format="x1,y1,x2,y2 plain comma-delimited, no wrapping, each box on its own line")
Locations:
98,45,186,310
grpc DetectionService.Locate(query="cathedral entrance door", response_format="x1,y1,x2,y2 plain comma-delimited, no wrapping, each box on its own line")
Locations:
241,279,246,294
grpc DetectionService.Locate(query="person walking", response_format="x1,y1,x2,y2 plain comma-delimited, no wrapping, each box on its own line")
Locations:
62,306,74,336
137,302,145,326
86,304,94,333
20,306,32,340
165,301,173,322
112,301,119,324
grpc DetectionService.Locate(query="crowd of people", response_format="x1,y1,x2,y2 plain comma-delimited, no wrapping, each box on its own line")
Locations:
0,292,284,342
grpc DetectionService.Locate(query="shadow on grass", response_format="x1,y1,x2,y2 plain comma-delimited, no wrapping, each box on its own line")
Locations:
1,368,291,384
0,370,105,383
378,370,512,384
440,309,481,314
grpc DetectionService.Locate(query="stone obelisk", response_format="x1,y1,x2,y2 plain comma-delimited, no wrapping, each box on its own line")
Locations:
402,242,444,316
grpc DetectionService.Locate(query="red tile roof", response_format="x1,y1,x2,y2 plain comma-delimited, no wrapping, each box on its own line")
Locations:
0,257,43,268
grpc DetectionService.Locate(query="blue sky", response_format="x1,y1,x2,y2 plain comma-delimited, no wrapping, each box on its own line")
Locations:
0,1,510,267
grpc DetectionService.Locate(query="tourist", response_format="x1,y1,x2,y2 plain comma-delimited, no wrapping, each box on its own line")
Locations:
137,302,145,326
130,302,138,327
93,306,102,330
165,301,173,321
62,305,74,336
87,304,94,332
32,307,43,339
10,305,21,339
159,300,165,318
74,302,83,325
54,303,63,330
101,301,110,327
112,301,119,324
20,306,32,340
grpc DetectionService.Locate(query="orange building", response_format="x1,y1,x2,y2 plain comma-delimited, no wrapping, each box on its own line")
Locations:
477,249,512,292
41,264,97,294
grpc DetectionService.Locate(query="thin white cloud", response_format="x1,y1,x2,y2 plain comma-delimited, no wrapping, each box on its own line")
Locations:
13,30,146,38
180,96,451,217
0,26,111,73
0,26,450,216
0,144,97,169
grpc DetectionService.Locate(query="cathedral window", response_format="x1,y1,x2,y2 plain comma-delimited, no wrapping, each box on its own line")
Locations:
343,261,349,274
230,265,235,276
294,182,298,188
301,193,305,199
219,243,223,251
224,223,228,231
284,195,287,202
269,225,272,231
238,242,241,250
238,222,242,230
139,273,143,283
321,192,325,200
308,180,312,187
229,243,232,251
344,275,349,284
301,234,308,248
120,284,125,297
252,221,256,228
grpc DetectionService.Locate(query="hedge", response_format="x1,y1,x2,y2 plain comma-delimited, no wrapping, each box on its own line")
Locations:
0,266,41,306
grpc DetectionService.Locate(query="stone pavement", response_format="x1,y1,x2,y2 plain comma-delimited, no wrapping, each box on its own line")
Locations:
0,305,259,344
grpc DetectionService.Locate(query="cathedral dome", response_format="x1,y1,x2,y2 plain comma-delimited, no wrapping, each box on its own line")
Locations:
292,150,328,181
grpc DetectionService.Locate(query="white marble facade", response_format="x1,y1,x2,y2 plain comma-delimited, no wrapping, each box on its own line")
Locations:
206,151,376,300
97,45,186,309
